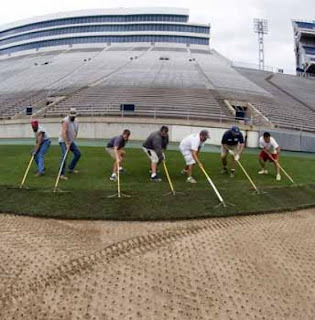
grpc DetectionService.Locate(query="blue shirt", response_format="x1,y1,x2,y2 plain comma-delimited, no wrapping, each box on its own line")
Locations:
221,130,244,145
107,135,126,149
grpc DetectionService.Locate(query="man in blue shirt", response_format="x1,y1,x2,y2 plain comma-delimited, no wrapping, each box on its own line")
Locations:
106,129,131,181
221,126,245,177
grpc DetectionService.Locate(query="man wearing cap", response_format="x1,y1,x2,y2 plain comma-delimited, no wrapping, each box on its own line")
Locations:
106,129,131,181
179,130,210,183
143,126,169,182
58,108,81,180
221,126,245,178
31,120,51,176
258,132,281,181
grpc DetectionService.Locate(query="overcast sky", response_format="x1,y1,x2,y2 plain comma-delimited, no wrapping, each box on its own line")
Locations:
1,0,314,74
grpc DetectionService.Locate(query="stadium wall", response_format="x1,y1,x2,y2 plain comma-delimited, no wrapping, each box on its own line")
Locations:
2,119,315,151
0,118,259,148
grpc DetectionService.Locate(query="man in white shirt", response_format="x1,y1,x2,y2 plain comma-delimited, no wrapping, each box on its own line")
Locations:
258,132,281,181
58,108,81,180
179,130,210,183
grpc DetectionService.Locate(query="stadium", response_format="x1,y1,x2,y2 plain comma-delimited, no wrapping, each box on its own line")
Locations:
0,7,315,320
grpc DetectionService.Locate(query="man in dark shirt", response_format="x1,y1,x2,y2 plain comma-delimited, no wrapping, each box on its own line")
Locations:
221,126,245,178
106,129,131,181
142,126,169,182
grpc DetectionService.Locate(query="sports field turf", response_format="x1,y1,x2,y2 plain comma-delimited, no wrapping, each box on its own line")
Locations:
0,143,315,220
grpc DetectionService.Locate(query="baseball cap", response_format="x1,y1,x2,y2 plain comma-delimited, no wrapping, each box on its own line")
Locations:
231,126,240,134
31,120,38,126
69,108,77,116
200,130,210,138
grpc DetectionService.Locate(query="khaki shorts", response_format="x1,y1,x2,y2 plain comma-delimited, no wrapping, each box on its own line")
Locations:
106,148,116,159
180,148,196,165
221,145,239,157
142,147,159,164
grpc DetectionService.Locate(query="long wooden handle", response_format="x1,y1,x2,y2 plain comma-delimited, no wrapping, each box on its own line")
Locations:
20,156,34,188
200,166,225,204
265,151,295,184
163,161,175,194
53,148,69,191
236,160,259,191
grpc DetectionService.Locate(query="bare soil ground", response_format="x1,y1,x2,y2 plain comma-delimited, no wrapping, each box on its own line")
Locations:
0,210,314,320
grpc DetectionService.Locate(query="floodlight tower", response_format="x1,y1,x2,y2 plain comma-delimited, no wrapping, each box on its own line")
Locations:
253,18,268,70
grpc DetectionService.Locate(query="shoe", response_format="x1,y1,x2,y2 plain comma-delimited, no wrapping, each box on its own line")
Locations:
68,169,79,174
119,168,126,173
60,175,68,180
110,175,117,181
230,171,235,178
258,169,268,175
181,169,188,175
186,177,197,183
221,168,228,174
276,174,281,181
150,175,161,182
35,172,44,177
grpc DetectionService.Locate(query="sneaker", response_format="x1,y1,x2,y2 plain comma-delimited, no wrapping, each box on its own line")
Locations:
110,175,117,181
221,168,228,174
119,168,126,173
258,169,268,175
150,175,161,182
276,174,281,181
181,169,188,175
68,169,79,174
186,177,197,184
60,175,68,180
35,172,44,177
230,170,235,178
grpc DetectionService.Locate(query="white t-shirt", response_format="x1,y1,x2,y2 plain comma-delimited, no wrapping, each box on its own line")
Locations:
58,116,78,143
259,136,279,154
36,125,50,141
179,134,204,153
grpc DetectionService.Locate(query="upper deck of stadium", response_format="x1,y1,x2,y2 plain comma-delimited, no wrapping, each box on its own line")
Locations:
0,8,210,55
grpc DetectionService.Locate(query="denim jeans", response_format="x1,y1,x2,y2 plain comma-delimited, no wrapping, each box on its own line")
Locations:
59,142,81,175
34,139,51,173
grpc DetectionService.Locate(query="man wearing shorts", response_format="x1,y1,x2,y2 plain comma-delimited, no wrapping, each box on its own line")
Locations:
142,126,169,182
106,129,131,181
221,126,245,178
179,130,210,183
258,132,281,181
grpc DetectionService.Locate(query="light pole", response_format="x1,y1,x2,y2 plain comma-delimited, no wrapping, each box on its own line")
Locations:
253,18,268,70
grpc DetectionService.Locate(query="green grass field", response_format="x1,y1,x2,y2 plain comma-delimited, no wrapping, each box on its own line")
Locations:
1,143,315,220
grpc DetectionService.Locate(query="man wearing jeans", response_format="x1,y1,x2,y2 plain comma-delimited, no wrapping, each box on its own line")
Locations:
58,108,81,180
31,120,51,176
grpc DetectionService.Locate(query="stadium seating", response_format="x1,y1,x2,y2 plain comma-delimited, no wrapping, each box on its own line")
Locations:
235,67,315,131
1,45,315,131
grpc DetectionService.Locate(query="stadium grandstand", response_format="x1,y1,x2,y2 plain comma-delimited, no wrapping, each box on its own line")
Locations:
0,8,315,147
292,20,315,76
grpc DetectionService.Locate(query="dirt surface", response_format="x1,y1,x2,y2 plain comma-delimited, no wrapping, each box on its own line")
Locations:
0,209,314,320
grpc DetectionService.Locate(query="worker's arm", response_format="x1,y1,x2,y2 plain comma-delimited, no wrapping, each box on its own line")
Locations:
239,143,245,154
61,121,70,149
33,132,43,154
192,150,203,167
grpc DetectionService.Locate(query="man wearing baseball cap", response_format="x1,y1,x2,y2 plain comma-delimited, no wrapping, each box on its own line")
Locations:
58,108,81,180
179,130,210,183
221,126,245,178
30,120,51,176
